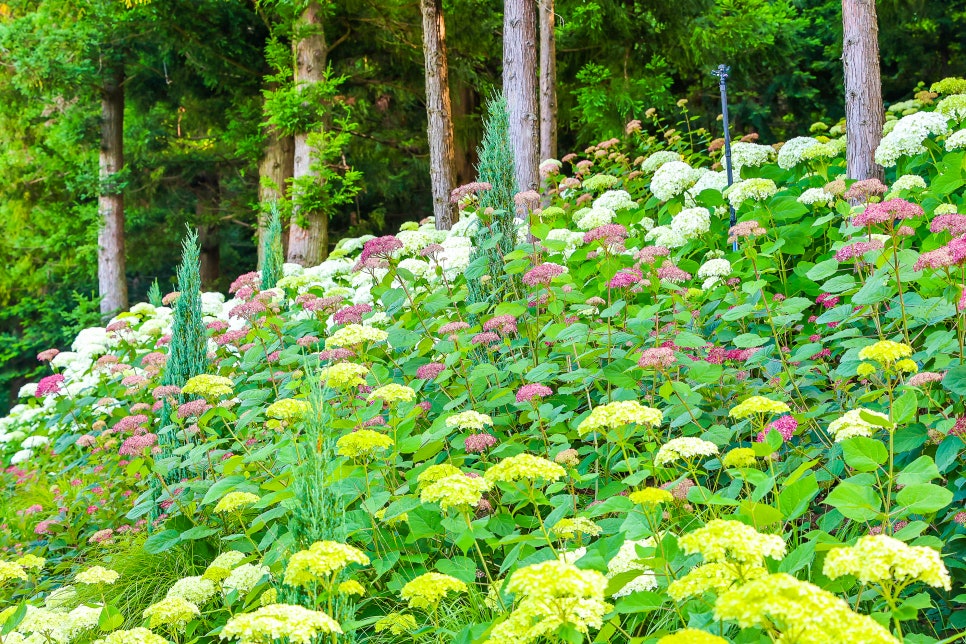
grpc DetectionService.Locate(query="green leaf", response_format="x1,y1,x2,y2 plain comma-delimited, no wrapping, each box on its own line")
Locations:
98,605,124,632
896,456,941,486
895,483,952,514
942,365,966,395
824,481,881,521
143,529,182,554
674,331,706,349
807,258,839,281
436,557,478,583
841,436,888,472
892,390,918,425
613,591,665,614
733,333,768,348
1,603,27,636
852,272,891,305
180,526,219,541
778,474,818,521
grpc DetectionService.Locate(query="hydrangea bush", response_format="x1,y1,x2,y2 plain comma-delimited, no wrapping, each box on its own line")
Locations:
1,82,966,642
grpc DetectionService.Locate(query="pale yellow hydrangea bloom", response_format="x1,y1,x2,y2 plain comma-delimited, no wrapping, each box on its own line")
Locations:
714,573,899,643
658,629,729,644
416,463,463,487
374,612,417,635
858,340,913,366
283,541,369,587
265,398,310,421
182,374,235,399
220,603,342,643
367,384,416,405
14,554,45,571
142,597,200,631
419,473,490,511
318,362,369,389
324,324,388,349
96,627,169,644
577,400,663,434
551,517,602,540
668,562,767,600
721,447,757,468
728,395,790,419
337,580,366,596
400,572,467,609
484,454,566,484
678,520,786,565
629,487,674,507
0,561,28,583
75,566,120,585
214,492,260,514
445,410,493,431
655,437,719,466
204,551,247,582
826,408,893,441
823,534,950,589
336,430,393,460
166,576,218,604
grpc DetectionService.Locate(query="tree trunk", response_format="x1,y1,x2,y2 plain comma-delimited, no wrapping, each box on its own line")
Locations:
842,0,884,181
257,126,294,268
453,85,478,186
503,0,539,198
97,63,127,316
198,225,221,289
420,0,457,231
287,1,328,267
196,171,221,289
538,0,557,163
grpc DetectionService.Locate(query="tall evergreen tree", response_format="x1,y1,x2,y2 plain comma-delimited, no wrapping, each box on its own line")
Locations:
161,228,209,395
261,204,284,291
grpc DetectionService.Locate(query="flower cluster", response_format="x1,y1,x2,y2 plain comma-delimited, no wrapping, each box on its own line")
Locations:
485,453,566,484
729,395,790,419
283,541,369,586
654,437,719,466
577,400,662,434
420,473,491,511
336,430,393,459
220,604,342,643
823,534,950,589
400,572,467,609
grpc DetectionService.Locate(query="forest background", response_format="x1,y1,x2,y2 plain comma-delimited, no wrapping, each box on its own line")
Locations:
0,0,963,411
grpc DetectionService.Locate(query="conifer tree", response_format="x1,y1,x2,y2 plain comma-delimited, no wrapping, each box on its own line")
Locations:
261,204,284,291
147,279,162,307
467,96,518,308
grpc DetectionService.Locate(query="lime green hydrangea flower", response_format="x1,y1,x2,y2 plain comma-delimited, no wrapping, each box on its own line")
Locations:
551,517,602,540
658,629,729,644
374,613,417,635
204,551,247,582
721,447,757,468
265,398,311,421
75,566,120,585
324,324,388,349
400,572,467,610
714,573,898,643
214,492,260,514
166,576,217,604
629,487,674,507
182,374,235,399
577,401,662,434
15,554,45,571
678,520,786,566
336,430,393,460
827,409,893,442
858,340,913,366
416,463,463,487
283,541,369,587
220,604,342,643
484,454,566,485
367,384,416,405
655,437,719,466
857,362,877,377
419,473,491,512
728,395,790,419
318,362,370,389
142,597,200,631
337,580,366,596
444,411,493,431
668,562,767,600
0,561,28,583
823,534,950,590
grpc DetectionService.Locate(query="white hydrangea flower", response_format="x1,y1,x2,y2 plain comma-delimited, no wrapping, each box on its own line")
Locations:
937,94,966,121
398,258,431,279
18,383,38,398
644,226,687,249
935,203,959,215
650,161,699,201
730,142,775,173
607,539,658,599
200,292,225,316
21,435,48,449
875,111,951,167
670,207,711,240
449,213,480,237
797,187,835,206
777,137,824,169
223,564,270,597
439,236,473,274
574,206,616,230
697,258,732,289
396,230,432,254
71,328,109,359
641,150,683,174
593,189,637,212
11,448,33,464
337,235,374,253
724,178,778,209
946,129,966,152
890,174,928,193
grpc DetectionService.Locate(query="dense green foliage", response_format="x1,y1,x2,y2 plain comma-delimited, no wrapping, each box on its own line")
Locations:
0,1,964,408
2,83,966,642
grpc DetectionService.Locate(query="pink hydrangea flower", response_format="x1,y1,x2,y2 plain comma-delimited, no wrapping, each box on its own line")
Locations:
36,374,64,397
516,384,552,403
417,362,446,380
464,433,498,453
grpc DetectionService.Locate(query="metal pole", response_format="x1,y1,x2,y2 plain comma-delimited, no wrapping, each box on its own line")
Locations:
712,64,737,251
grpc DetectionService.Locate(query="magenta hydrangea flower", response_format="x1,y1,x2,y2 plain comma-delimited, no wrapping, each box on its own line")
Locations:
843,178,888,201
36,348,60,363
333,304,373,325
638,347,676,369
177,399,211,420
229,271,260,294
582,224,628,246
656,264,691,283
449,182,492,204
439,321,470,335
296,336,319,347
318,348,355,362
756,414,798,443
118,433,158,456
930,213,966,236
815,293,839,309
608,268,643,289
483,315,518,335
908,371,943,387
417,362,446,380
636,245,671,264
359,235,404,264
835,239,884,262
471,332,500,346
464,433,498,453
851,198,924,227
522,262,566,287
914,246,956,270
36,374,64,397
152,385,181,400
516,384,552,403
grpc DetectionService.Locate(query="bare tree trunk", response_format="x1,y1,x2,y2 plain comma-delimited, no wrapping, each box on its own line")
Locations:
538,0,557,163
287,1,328,266
420,0,457,231
503,0,539,198
257,126,294,268
843,0,884,181
196,171,221,288
453,86,478,186
98,63,127,316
